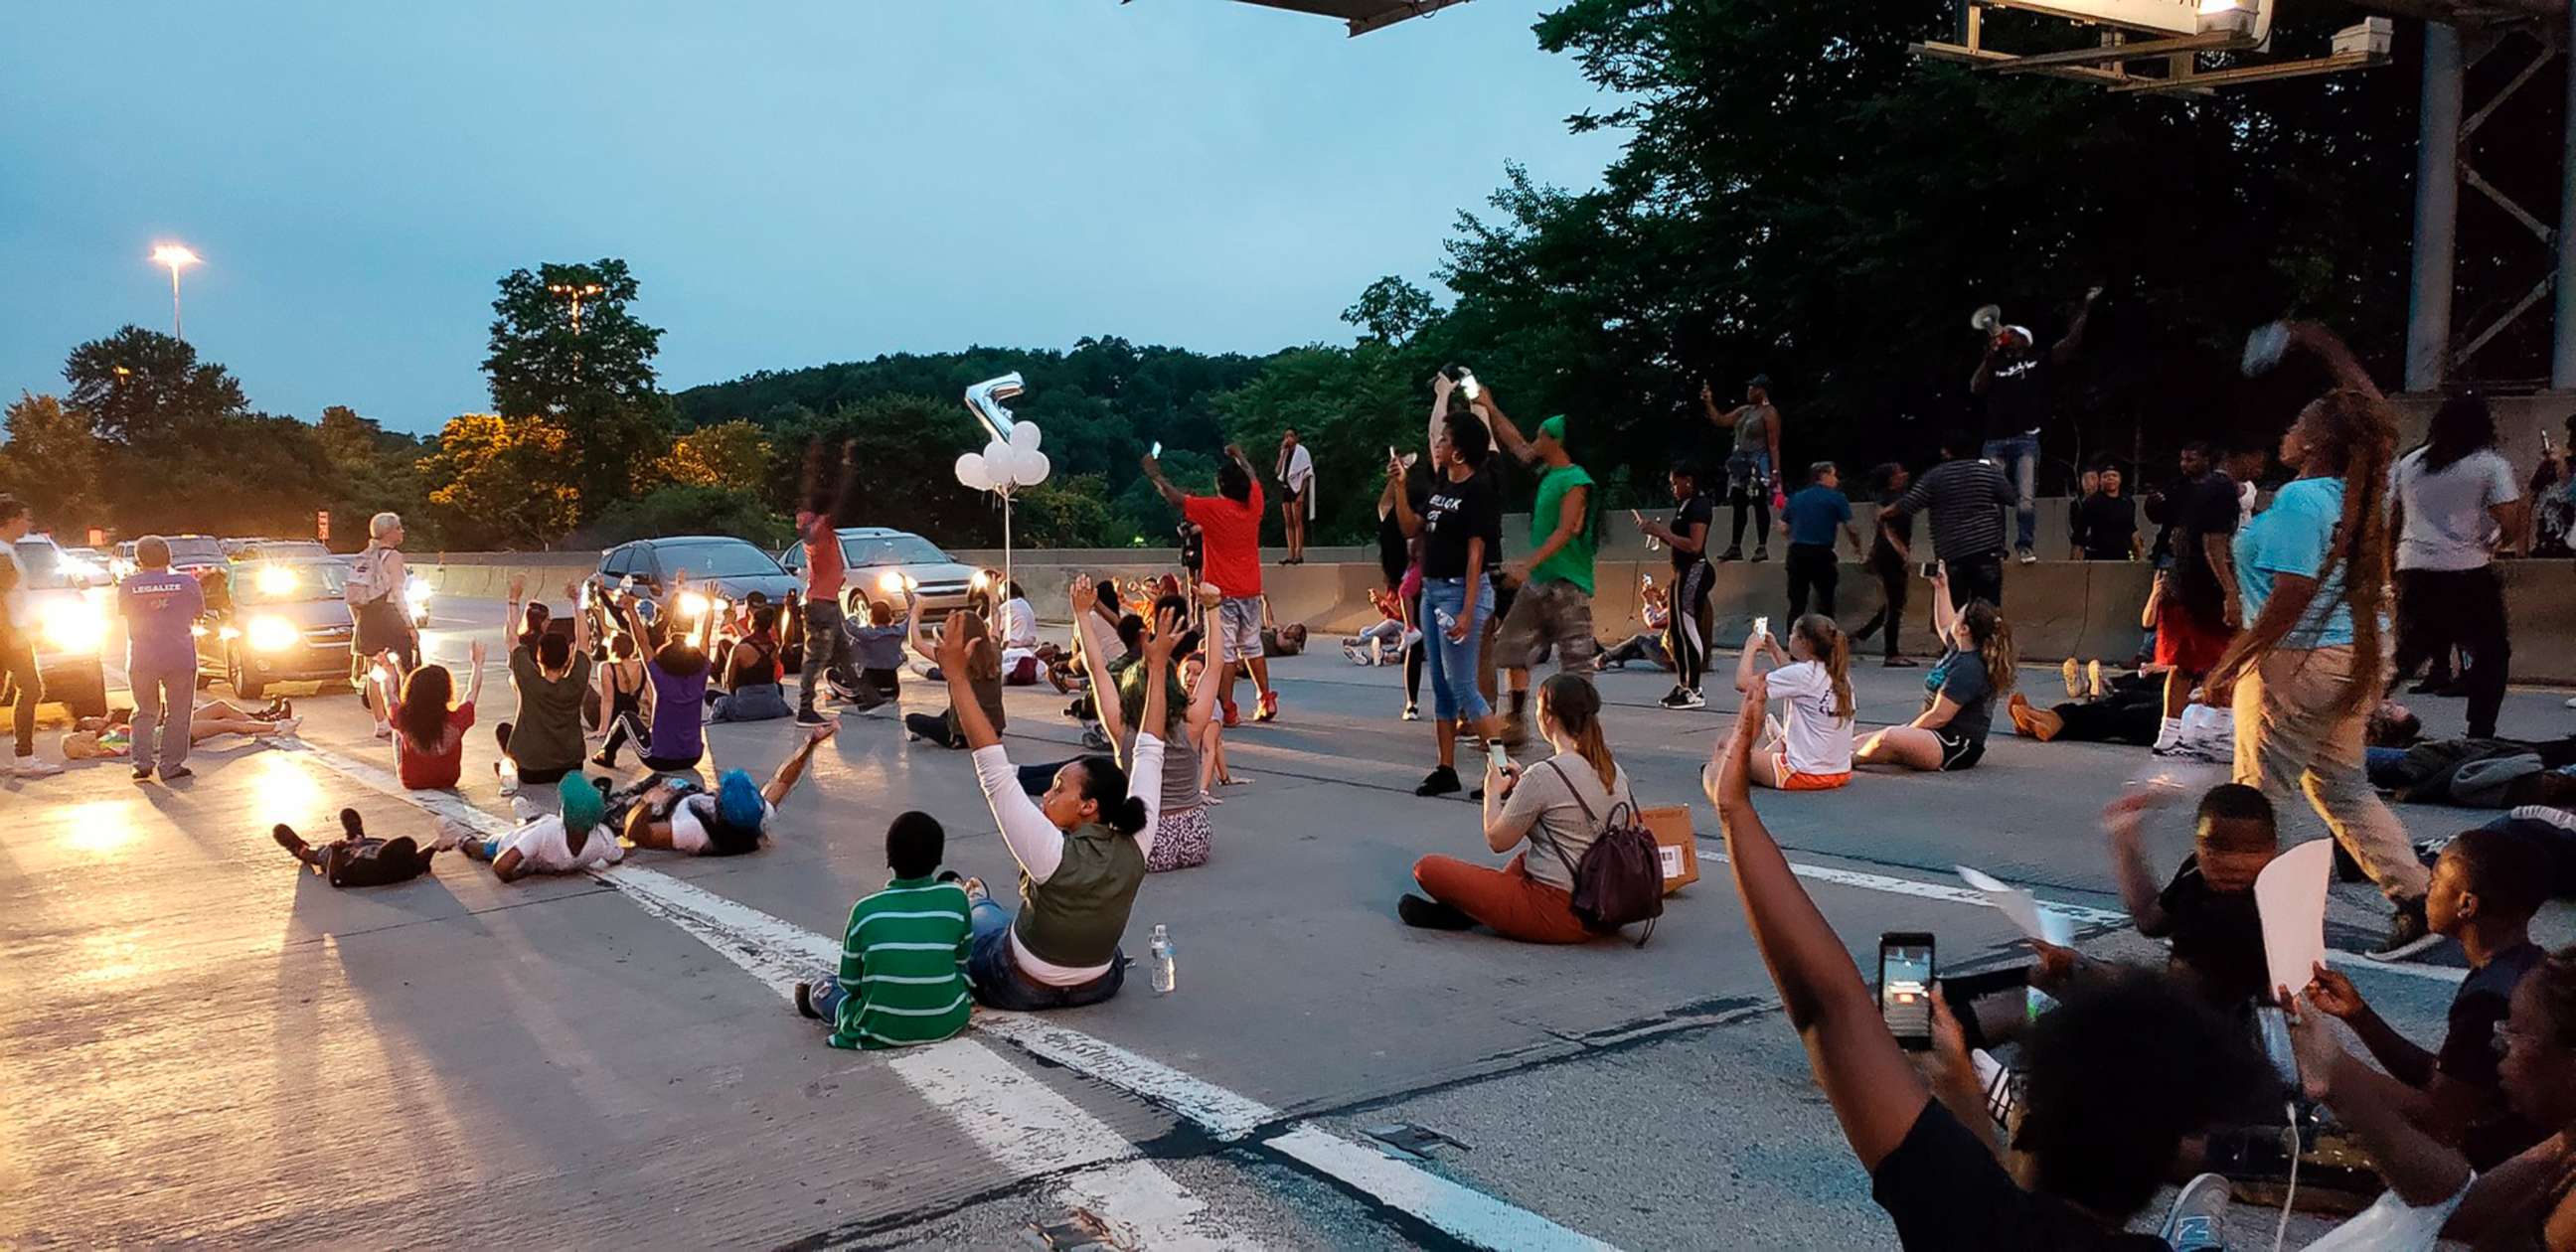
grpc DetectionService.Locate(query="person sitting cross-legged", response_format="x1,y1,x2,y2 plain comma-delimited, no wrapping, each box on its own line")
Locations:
794,811,972,1049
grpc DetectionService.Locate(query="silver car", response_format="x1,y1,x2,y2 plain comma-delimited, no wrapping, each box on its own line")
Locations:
779,528,978,619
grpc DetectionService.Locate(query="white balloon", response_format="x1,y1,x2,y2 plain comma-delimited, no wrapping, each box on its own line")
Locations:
1015,449,1051,487
1009,421,1044,453
955,452,993,492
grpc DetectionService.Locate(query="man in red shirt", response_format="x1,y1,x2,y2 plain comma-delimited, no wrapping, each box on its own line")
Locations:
1143,443,1278,724
795,441,863,726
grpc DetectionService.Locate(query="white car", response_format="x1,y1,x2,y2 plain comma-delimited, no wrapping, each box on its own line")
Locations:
10,535,110,717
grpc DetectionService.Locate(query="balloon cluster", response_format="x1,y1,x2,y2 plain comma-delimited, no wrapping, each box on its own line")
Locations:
956,421,1051,495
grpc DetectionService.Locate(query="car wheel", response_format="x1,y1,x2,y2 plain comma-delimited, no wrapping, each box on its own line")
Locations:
231,651,265,701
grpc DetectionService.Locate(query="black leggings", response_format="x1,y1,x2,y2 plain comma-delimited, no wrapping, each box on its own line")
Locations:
906,709,968,749
1855,549,1908,660
1728,487,1772,554
2391,566,2510,739
1404,637,1423,705
1668,562,1713,692
2049,697,2162,745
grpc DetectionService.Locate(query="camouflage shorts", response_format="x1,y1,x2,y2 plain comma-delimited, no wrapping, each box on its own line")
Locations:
1495,577,1598,671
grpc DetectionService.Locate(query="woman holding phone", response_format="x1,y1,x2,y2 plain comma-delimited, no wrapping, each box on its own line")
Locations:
1854,563,2012,773
1386,405,1506,797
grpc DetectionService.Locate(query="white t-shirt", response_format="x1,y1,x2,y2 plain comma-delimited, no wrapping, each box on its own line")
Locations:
1766,660,1854,777
2392,447,2519,571
668,793,776,856
999,597,1039,651
503,815,623,873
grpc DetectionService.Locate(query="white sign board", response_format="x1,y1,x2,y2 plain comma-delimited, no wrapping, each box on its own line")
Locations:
1988,0,2204,36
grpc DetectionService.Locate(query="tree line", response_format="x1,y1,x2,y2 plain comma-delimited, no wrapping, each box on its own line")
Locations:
9,0,2518,554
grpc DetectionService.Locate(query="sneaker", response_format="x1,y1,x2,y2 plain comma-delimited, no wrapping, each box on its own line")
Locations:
1221,701,1241,729
2017,548,2038,565
373,721,393,739
1080,726,1112,751
496,765,521,798
1414,765,1462,797
589,750,618,770
1343,644,1372,666
2087,660,2106,700
1397,893,1476,930
1751,547,1769,562
133,763,155,781
793,709,830,728
2564,696,2576,710
793,982,824,1020
2158,1173,2232,1251
2061,659,2082,699
1401,703,1420,721
510,796,544,823
1657,688,1706,710
1253,691,1279,722
2368,897,2443,962
1715,548,1744,563
156,765,190,782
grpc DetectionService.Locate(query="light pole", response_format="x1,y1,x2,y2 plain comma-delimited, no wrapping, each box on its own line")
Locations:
151,243,201,341
546,281,604,335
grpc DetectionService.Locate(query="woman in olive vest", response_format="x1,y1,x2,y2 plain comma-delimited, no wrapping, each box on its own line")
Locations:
943,607,1173,1012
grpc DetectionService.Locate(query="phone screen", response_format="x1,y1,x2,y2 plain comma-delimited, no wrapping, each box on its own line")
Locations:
1487,741,1511,771
1751,616,1769,641
1919,561,1939,580
1878,934,1936,1050
1151,441,1163,458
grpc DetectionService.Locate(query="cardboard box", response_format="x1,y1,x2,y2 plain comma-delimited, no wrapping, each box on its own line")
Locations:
1640,805,1700,895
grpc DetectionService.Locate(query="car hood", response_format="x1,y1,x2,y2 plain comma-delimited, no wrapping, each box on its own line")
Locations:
705,572,804,602
862,560,977,591
234,599,354,628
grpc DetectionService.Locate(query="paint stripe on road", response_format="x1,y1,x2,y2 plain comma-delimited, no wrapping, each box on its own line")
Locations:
283,739,1606,1252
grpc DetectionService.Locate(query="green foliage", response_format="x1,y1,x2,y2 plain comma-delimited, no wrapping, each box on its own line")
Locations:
1212,343,1428,545
586,484,789,549
317,405,438,550
0,392,101,532
484,258,674,513
657,419,772,492
63,326,250,448
419,414,582,549
1343,276,1436,345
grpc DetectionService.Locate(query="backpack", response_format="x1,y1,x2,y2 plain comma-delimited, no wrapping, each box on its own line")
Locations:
1531,760,1665,946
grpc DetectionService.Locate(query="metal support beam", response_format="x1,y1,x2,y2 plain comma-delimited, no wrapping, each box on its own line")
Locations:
2407,22,2465,391
1974,28,2249,71
2558,1,2576,386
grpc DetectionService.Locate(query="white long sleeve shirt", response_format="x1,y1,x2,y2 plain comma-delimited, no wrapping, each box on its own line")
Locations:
971,734,1165,985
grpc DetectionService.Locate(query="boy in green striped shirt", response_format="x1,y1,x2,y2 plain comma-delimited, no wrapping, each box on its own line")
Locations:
794,812,972,1048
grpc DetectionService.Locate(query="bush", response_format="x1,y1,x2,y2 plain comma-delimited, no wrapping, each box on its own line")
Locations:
580,484,790,549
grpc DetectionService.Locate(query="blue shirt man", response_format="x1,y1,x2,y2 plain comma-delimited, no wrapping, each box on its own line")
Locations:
1780,462,1862,624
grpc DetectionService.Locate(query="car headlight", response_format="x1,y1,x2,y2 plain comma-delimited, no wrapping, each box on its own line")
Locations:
246,615,300,654
676,591,713,619
404,577,432,608
39,601,106,654
877,570,917,594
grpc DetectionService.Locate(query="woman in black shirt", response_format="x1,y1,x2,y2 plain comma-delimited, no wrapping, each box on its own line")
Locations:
1854,462,1919,667
1387,409,1505,797
1634,464,1715,707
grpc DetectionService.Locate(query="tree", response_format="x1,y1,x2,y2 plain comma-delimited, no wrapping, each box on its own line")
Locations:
63,326,249,448
586,484,789,549
1343,276,1437,345
483,259,672,513
656,419,772,492
0,392,101,533
317,405,437,550
418,414,582,549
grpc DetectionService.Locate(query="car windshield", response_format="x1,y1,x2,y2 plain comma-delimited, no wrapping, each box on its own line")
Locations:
656,542,784,578
237,562,349,604
12,542,76,589
166,538,225,565
842,535,952,567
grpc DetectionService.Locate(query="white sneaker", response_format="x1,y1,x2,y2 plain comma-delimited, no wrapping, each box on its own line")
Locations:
9,756,63,778
510,796,543,823
1401,704,1420,721
496,766,522,798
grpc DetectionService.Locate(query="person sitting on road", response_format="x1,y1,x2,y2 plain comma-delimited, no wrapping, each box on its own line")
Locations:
455,773,622,882
1720,613,1855,792
273,807,455,888
995,580,1045,685
708,603,792,723
371,640,486,791
950,606,1170,1012
1598,575,1674,673
1855,564,2011,774
837,597,907,711
1399,673,1636,943
1705,684,2274,1250
902,594,1006,749
1343,587,1410,667
2283,945,2576,1250
497,576,594,794
793,810,972,1049
591,630,649,764
617,721,838,858
599,584,714,771
2007,669,2167,746
2300,827,2555,1171
1075,580,1225,872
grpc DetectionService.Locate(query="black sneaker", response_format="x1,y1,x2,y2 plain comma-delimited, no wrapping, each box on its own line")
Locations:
1415,765,1462,797
1751,547,1769,562
1714,548,1744,563
2367,897,2442,962
159,765,193,782
793,709,830,728
793,982,824,1020
1397,893,1476,930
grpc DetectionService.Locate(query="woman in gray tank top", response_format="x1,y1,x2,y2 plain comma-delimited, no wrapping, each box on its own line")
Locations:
1075,581,1226,872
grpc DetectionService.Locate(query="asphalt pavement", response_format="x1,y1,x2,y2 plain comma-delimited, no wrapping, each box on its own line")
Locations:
3,595,2570,1249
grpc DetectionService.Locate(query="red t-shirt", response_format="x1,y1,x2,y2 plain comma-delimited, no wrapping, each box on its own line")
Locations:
396,702,476,790
799,512,845,601
1184,483,1264,597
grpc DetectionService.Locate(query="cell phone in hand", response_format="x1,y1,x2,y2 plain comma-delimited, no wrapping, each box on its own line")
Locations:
1150,441,1163,459
1919,560,1939,580
1878,932,1937,1052
1487,741,1511,772
1751,616,1769,641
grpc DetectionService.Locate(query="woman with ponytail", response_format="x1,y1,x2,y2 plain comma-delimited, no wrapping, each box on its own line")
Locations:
1857,563,2012,773
1724,613,1857,791
2207,321,2432,960
1398,672,1637,943
946,607,1171,1011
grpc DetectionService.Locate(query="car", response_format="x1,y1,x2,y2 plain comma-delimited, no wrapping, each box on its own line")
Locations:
592,536,800,625
197,557,359,701
56,547,109,586
778,527,980,619
228,539,330,563
9,535,110,717
112,534,228,580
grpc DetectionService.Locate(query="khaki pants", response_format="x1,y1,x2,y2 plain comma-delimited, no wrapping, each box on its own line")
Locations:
2231,646,2427,902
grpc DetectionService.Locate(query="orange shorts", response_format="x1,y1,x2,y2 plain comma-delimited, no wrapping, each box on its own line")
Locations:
1772,756,1852,791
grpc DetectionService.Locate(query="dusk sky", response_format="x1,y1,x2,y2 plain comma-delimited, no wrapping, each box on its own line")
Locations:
1,3,1621,434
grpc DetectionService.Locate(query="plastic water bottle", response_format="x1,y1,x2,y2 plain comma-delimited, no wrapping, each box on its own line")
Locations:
1148,924,1177,996
1433,607,1457,634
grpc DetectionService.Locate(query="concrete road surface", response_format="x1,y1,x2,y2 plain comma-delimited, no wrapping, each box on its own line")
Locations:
3,596,2569,1248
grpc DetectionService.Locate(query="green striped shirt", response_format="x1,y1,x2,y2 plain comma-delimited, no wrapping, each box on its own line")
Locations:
829,877,973,1050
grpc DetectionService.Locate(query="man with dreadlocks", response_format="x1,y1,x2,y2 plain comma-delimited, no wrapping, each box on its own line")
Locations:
2205,321,2432,960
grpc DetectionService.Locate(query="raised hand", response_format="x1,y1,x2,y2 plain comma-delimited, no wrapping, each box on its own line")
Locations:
1069,575,1098,618
933,609,972,674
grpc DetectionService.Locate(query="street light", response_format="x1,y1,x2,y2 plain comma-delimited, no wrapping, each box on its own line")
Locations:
150,243,200,340
546,281,605,335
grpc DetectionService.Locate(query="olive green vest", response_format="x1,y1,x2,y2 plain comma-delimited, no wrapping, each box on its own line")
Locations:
1013,822,1146,969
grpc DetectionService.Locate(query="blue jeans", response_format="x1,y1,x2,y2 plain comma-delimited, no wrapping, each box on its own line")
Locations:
1982,434,2039,551
809,968,851,1021
965,899,1125,1012
1417,576,1495,724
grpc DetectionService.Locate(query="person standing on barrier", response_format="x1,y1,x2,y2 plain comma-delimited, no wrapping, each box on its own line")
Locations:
2205,321,2431,962
1478,389,1598,747
1971,284,2099,565
1881,432,2014,610
1701,375,1782,563
2389,391,2523,740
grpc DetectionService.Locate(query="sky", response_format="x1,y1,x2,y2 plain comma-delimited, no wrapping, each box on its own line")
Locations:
0,2,1623,434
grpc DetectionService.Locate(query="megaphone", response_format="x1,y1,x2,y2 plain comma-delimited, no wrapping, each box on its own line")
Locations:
1970,304,2003,335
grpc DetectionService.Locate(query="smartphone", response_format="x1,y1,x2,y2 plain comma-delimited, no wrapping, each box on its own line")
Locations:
1919,560,1939,580
1458,371,1482,401
1487,741,1511,772
1751,615,1770,641
1878,932,1936,1051
1150,440,1163,459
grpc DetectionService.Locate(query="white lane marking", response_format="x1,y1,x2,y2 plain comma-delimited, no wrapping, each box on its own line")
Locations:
1264,1125,1616,1252
280,742,1248,1248
1704,849,2471,986
890,1040,1249,1250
